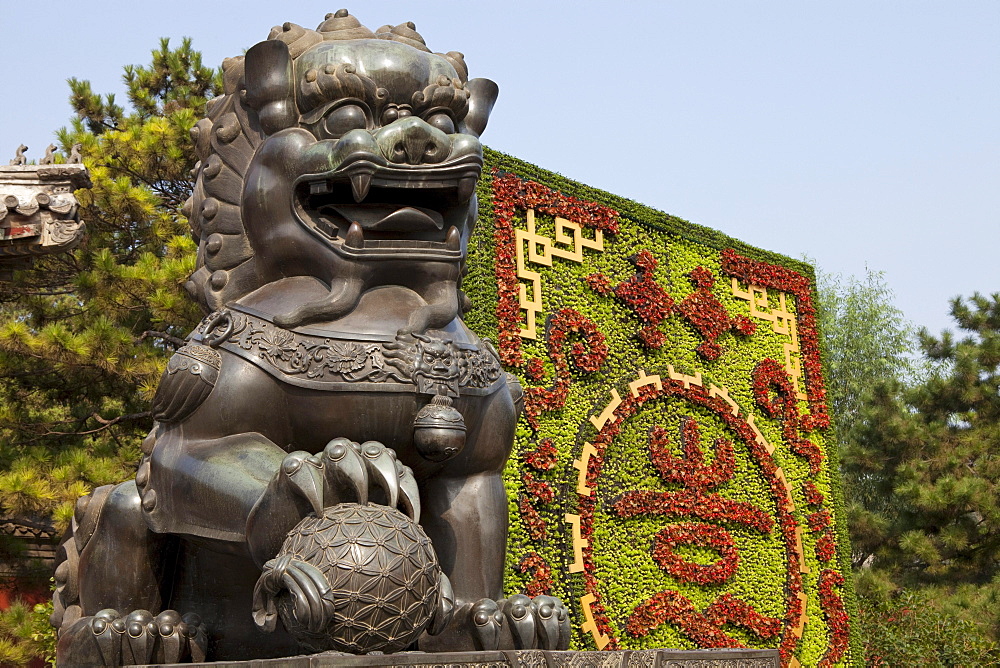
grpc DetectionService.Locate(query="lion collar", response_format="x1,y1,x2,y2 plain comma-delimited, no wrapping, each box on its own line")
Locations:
188,306,505,396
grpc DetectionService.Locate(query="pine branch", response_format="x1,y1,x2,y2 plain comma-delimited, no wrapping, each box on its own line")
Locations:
139,330,186,349
17,290,76,297
44,411,151,437
100,161,193,209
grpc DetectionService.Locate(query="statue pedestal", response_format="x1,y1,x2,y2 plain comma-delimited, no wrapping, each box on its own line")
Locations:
139,648,780,667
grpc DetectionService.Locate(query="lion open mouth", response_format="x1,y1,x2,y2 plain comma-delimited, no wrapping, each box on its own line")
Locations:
293,156,481,261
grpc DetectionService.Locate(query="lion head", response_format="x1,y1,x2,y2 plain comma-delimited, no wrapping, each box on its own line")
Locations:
183,10,498,332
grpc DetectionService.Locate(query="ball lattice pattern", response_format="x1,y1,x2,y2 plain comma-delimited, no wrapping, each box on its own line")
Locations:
276,503,440,653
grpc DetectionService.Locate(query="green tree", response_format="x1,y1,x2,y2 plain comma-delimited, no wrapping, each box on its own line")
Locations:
856,588,999,666
817,273,1000,659
0,37,218,536
843,293,1000,655
861,293,1000,586
813,267,921,569
0,600,56,667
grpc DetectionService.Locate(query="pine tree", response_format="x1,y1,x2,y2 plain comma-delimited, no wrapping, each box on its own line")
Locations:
817,274,1000,653
872,293,1000,583
850,293,1000,643
0,38,218,535
0,600,56,666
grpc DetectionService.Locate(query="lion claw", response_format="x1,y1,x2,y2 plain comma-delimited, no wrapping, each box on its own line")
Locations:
360,440,400,508
427,572,455,636
280,451,325,515
72,608,207,666
252,554,335,635
532,594,571,650
281,439,419,521
465,594,570,651
500,594,535,649
248,439,421,568
470,598,503,650
322,437,368,505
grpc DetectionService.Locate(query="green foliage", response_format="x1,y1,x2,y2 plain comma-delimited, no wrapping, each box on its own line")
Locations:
0,38,219,534
473,151,859,664
813,267,922,570
855,294,1000,587
823,291,1000,658
856,586,999,666
0,599,56,667
814,267,921,440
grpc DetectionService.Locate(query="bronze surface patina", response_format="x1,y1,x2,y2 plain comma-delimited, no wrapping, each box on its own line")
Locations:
51,10,573,665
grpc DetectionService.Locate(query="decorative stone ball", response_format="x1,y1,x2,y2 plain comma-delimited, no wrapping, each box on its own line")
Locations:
274,503,441,654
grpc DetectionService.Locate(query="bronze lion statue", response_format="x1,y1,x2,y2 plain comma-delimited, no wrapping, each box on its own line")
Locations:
52,10,569,665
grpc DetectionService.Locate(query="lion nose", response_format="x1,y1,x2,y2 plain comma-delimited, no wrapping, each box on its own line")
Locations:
375,117,451,165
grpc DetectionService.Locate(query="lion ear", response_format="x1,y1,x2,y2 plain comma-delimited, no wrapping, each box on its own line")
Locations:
463,78,499,138
244,40,298,134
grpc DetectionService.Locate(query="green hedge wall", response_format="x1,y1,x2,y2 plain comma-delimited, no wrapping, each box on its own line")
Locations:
463,148,861,667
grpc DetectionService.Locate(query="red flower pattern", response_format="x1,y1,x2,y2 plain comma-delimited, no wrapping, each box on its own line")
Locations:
648,419,735,492
523,438,559,471
615,489,774,534
522,308,608,430
518,552,554,597
803,481,825,506
492,172,618,366
676,267,756,360
651,522,740,585
601,255,756,358
807,509,832,532
752,359,824,475
488,177,849,662
749,349,845,659
586,273,614,296
815,530,837,563
626,590,782,645
583,379,806,662
818,569,850,667
523,472,557,503
519,496,548,540
611,251,674,349
721,249,829,429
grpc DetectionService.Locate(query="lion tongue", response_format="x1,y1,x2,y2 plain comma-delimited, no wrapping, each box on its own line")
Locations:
329,205,444,231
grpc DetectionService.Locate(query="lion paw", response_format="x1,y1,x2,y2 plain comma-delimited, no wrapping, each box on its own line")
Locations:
60,609,207,667
470,594,570,650
281,438,420,520
247,439,420,566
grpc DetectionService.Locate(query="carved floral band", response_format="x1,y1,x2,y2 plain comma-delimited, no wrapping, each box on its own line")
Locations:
191,308,505,396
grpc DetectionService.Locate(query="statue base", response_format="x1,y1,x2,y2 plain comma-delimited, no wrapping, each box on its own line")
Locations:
137,648,779,667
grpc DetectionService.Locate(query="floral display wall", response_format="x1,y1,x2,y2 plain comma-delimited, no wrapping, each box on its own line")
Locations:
462,149,860,666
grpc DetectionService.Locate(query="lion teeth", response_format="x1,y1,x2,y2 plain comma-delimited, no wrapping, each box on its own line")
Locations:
457,177,475,202
350,173,371,203
345,222,364,248
446,226,461,251
310,180,332,196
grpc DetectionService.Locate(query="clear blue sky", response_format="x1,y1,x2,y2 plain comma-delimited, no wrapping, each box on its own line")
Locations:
2,1,996,338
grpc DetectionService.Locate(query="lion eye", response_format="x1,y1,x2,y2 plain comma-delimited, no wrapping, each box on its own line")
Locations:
322,105,367,137
425,112,455,135
381,106,413,127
